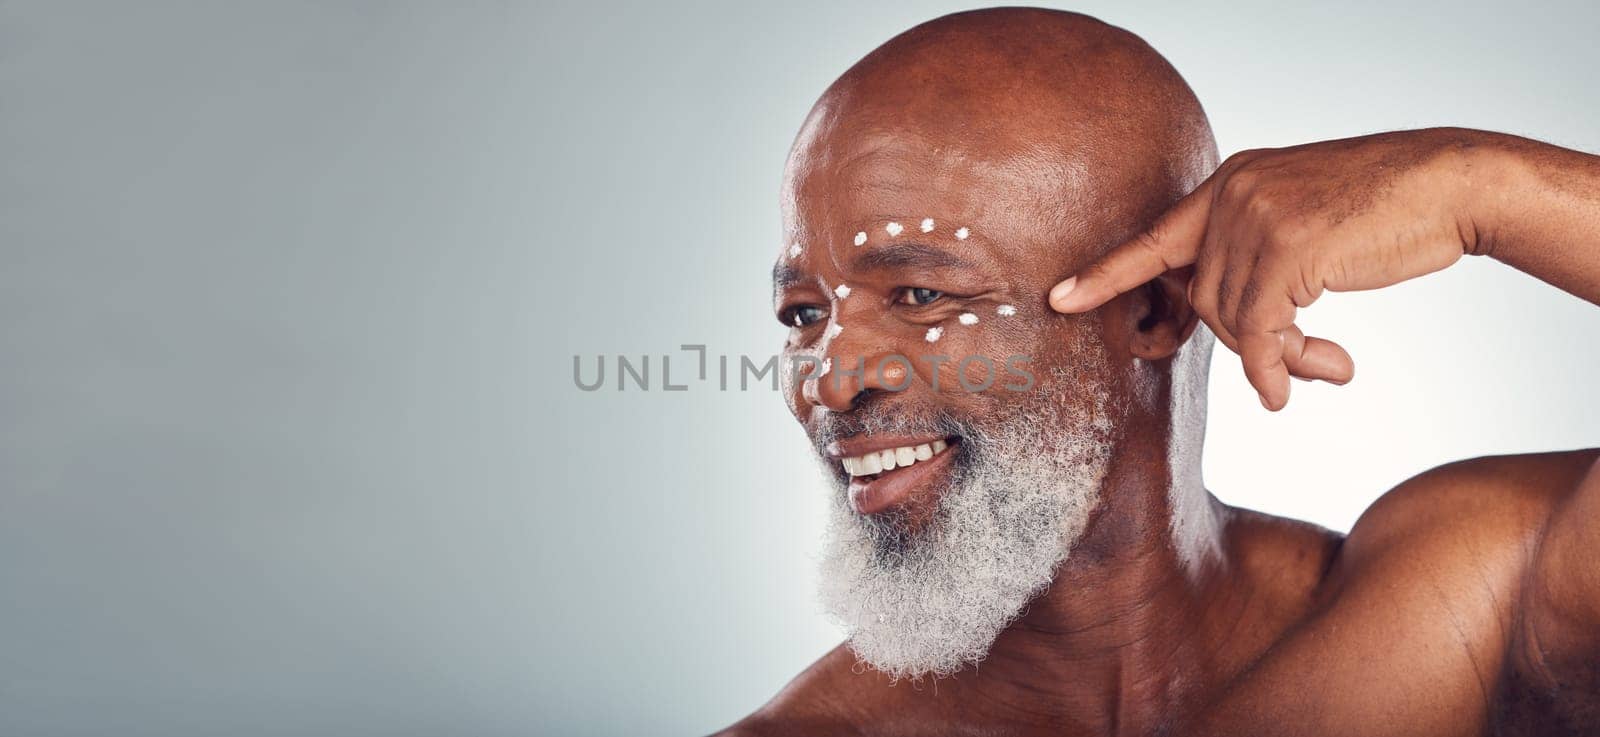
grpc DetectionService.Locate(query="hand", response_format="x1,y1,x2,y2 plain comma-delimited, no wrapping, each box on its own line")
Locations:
1051,129,1500,410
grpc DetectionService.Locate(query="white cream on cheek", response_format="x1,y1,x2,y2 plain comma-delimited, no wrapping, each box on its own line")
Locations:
834,284,851,299
997,304,1017,316
955,227,970,240
958,312,978,325
925,326,943,343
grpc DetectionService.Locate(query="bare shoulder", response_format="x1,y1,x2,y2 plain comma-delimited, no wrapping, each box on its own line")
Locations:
1328,448,1600,734
1193,449,1600,736
1334,448,1600,577
709,645,877,737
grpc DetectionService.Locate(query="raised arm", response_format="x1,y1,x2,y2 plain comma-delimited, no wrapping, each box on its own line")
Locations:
1473,133,1600,303
1049,127,1600,409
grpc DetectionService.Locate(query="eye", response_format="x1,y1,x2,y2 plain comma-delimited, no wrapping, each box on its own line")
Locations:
897,287,945,306
781,305,828,328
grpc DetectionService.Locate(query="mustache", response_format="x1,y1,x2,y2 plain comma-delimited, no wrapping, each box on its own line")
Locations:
808,398,972,452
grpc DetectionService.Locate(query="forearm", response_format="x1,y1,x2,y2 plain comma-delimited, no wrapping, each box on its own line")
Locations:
1470,132,1600,304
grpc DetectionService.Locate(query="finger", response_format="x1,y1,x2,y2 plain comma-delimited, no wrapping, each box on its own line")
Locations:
1233,280,1299,409
1218,245,1262,338
1239,329,1291,411
1278,324,1355,384
1190,283,1239,354
1051,178,1214,313
1188,227,1239,352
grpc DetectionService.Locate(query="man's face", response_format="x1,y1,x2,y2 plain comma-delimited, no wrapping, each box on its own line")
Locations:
775,124,1133,530
773,124,1134,678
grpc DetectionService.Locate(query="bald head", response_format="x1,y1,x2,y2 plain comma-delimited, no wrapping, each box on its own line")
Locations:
784,8,1216,276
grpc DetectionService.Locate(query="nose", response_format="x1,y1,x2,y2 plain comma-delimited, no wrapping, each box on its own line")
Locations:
803,348,913,413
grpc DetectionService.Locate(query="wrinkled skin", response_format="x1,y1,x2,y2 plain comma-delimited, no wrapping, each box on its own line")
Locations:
721,8,1600,736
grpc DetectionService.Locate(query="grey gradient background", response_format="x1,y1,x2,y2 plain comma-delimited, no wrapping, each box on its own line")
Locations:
2,2,1598,736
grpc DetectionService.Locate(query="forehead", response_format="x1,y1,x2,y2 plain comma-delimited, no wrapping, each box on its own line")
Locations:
789,132,1038,217
781,129,1110,277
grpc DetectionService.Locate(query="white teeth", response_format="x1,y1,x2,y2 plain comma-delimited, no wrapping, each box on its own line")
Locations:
840,440,954,477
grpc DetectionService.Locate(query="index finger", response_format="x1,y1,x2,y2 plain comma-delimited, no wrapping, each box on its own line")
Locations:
1049,177,1214,313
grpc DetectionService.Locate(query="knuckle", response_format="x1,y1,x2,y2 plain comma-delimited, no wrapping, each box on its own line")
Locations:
1132,231,1169,263
1291,261,1322,307
1265,216,1311,250
1243,189,1277,219
1237,301,1284,333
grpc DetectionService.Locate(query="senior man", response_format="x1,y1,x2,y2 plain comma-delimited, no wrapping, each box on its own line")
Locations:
723,8,1600,736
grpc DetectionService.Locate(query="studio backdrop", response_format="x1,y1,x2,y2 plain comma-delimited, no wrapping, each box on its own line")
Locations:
2,2,1597,736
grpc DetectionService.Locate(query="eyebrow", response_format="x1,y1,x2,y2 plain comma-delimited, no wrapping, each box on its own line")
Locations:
852,242,974,272
772,263,805,291
769,242,976,295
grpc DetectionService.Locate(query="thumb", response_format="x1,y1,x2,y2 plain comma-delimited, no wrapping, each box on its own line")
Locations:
1050,178,1213,313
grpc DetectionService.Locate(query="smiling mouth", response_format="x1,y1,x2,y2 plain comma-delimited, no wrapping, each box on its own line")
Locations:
840,438,952,479
835,437,960,516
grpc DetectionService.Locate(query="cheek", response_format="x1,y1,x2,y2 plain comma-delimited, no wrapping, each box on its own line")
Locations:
915,323,1038,398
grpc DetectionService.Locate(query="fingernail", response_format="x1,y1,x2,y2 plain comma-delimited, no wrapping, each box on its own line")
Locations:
1050,276,1077,306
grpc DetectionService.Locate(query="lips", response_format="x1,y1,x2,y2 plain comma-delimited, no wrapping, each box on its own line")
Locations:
828,436,959,516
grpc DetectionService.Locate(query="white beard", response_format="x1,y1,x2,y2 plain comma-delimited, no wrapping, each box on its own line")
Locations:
816,382,1115,681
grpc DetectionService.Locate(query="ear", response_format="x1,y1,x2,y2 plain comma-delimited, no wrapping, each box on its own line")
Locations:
1127,266,1200,361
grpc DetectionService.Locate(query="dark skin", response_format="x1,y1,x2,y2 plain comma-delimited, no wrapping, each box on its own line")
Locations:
723,9,1600,736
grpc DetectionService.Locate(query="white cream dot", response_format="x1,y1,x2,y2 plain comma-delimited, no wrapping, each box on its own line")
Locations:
834,284,851,299
925,326,943,343
954,227,970,240
817,358,832,378
826,322,843,339
788,243,802,258
885,222,903,236
853,231,867,246
958,312,978,325
920,218,935,233
997,304,1017,316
